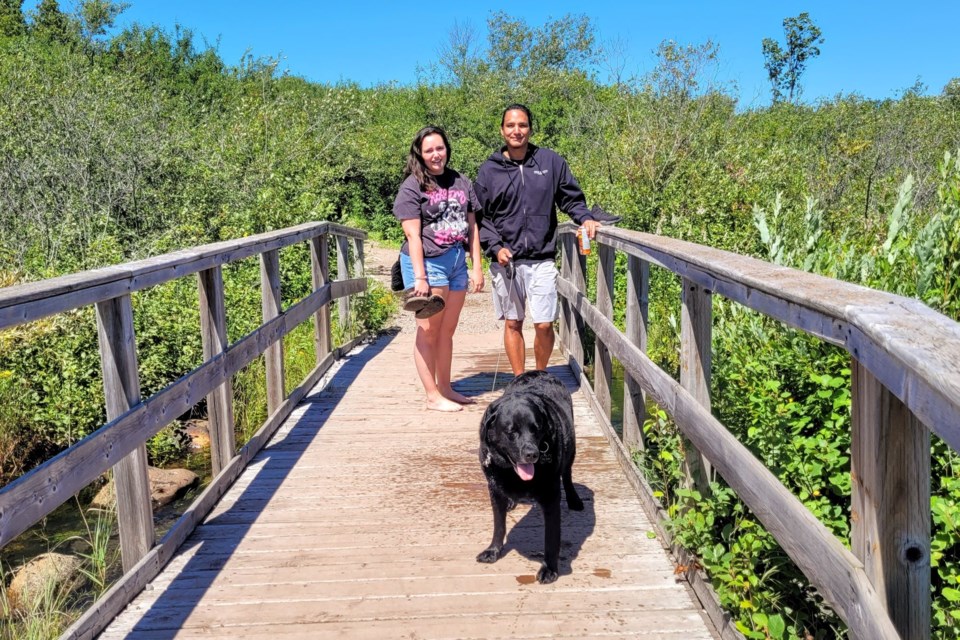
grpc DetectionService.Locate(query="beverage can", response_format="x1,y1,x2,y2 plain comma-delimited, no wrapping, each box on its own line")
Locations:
578,226,591,255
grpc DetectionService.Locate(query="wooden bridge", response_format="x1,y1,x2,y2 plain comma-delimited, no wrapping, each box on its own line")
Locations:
1,221,958,639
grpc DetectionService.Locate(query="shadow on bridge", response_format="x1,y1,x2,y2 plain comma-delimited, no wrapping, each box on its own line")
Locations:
129,333,396,637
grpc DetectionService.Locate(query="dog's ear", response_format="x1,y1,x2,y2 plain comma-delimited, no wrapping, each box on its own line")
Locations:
480,401,500,440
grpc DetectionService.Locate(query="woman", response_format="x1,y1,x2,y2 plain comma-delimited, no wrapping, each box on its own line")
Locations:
393,126,484,412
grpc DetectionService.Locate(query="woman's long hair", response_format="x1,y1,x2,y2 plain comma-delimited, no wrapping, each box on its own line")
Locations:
403,126,452,192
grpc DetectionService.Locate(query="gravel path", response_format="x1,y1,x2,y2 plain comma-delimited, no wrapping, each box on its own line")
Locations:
364,240,504,336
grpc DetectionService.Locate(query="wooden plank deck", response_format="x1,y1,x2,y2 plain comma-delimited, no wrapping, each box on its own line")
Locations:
100,329,716,639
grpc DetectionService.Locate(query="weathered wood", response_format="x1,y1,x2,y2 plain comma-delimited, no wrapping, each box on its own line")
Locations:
62,345,350,640
310,235,331,363
851,359,931,640
0,222,366,330
557,276,900,639
336,235,351,335
594,244,615,419
623,255,649,451
558,236,573,356
353,237,365,280
572,351,744,640
680,278,712,495
0,279,364,547
97,330,716,640
559,234,587,366
198,266,235,475
590,224,960,452
95,295,154,572
260,249,285,415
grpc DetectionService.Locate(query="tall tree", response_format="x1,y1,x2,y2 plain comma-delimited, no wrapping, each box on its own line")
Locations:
0,0,26,37
77,0,127,42
762,12,824,103
33,0,74,44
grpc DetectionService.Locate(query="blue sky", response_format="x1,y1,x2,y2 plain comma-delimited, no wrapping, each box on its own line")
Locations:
35,1,960,107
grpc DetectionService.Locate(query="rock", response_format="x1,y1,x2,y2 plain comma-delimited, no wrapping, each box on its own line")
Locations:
90,467,199,511
148,467,199,508
4,552,85,614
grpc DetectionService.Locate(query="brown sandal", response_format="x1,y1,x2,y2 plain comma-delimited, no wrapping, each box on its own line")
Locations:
414,295,445,319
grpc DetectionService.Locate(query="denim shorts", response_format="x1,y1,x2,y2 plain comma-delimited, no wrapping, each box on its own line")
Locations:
400,245,468,291
490,259,558,323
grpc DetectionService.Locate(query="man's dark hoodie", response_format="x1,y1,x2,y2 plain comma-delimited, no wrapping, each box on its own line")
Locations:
475,144,594,263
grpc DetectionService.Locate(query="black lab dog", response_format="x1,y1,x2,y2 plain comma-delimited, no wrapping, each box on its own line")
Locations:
477,370,584,583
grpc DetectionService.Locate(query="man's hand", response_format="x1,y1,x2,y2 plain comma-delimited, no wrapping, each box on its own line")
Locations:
582,220,602,239
497,247,513,266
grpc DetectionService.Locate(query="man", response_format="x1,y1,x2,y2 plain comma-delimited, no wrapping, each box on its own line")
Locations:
475,104,602,375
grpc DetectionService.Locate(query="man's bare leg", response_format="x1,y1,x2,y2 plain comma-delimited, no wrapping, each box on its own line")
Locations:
503,319,526,375
533,322,555,370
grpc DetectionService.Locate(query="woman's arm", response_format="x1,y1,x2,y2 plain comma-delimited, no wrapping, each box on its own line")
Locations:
467,211,484,293
401,217,431,296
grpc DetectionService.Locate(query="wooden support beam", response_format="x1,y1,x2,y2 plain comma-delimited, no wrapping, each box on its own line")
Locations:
680,278,712,496
594,244,615,419
851,359,931,640
198,266,235,475
353,237,365,280
260,249,284,415
560,234,587,367
95,294,154,572
311,235,332,363
336,235,351,336
623,255,649,451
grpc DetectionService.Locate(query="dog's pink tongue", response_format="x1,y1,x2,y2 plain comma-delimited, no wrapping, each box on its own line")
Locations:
515,464,535,481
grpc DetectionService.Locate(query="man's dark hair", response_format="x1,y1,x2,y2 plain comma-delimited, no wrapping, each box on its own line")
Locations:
501,103,533,129
403,125,452,192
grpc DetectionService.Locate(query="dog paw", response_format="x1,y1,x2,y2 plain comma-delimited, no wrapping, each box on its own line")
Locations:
536,565,559,584
476,548,501,564
567,494,584,511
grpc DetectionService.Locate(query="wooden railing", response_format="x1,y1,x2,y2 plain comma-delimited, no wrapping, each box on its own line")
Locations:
0,221,367,639
556,223,960,640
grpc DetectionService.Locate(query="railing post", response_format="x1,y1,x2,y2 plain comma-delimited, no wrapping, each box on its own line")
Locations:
353,236,365,280
559,232,587,369
558,234,572,359
680,278,712,496
594,243,615,419
336,235,351,337
260,249,285,415
198,266,235,475
311,234,332,363
95,294,154,572
624,255,649,450
851,359,930,640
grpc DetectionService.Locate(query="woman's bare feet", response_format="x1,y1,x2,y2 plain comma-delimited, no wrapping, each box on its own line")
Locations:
426,395,463,412
442,389,476,405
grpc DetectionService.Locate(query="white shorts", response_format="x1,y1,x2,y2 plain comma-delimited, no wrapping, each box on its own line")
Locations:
490,260,558,324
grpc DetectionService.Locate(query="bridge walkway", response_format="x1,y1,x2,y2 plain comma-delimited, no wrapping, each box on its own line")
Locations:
99,328,716,639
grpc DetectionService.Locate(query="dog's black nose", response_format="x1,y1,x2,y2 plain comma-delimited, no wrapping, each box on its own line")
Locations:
520,443,539,463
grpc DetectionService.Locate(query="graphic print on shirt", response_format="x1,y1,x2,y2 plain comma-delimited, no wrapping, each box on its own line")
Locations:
428,187,469,247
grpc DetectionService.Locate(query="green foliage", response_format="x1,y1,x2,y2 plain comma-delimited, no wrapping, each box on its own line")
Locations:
762,13,824,104
32,0,75,45
1,10,960,637
0,0,26,38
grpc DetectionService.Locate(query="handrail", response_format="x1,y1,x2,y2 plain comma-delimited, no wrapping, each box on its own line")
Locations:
556,223,952,640
0,221,367,639
0,221,364,329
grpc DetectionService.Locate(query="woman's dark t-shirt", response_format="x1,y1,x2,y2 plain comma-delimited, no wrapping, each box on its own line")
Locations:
393,169,480,258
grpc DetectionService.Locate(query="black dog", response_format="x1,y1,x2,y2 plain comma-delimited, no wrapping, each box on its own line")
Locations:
476,370,584,583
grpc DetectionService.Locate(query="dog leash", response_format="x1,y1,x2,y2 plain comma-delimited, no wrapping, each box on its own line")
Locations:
491,258,516,392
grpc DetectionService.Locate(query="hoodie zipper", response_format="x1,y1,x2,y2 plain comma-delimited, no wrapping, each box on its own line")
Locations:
518,162,527,254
